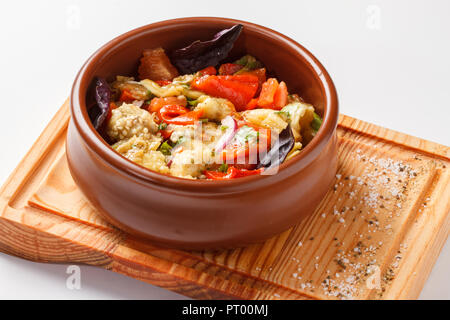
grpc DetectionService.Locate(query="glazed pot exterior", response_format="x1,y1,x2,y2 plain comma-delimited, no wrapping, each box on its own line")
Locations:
67,121,337,249
67,17,339,249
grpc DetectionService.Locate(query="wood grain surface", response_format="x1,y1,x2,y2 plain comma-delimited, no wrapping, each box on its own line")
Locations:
1,99,449,299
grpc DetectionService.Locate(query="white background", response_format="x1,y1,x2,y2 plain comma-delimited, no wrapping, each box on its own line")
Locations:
0,0,448,299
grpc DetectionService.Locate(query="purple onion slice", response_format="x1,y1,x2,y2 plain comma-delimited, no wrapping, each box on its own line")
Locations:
214,116,238,153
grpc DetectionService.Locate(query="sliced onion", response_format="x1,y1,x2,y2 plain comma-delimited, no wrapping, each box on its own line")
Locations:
166,143,184,168
214,116,238,153
132,100,145,108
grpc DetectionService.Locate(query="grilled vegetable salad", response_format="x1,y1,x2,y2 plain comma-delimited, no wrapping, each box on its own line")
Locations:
89,25,322,180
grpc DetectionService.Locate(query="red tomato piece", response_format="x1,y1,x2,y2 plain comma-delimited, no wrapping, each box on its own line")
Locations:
218,63,243,75
198,66,217,76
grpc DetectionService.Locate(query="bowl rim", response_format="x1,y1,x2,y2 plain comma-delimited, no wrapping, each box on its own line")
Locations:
70,17,338,191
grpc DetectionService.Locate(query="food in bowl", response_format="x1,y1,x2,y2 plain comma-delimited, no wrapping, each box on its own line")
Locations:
89,24,322,180
68,17,338,248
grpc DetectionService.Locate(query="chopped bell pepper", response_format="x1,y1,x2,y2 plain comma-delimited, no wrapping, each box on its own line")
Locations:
159,129,173,139
119,89,137,102
191,75,259,111
168,110,204,125
246,98,259,110
273,81,288,109
105,102,118,123
204,170,227,180
158,105,203,125
242,68,266,89
155,80,172,86
204,166,263,180
257,78,279,108
149,96,187,113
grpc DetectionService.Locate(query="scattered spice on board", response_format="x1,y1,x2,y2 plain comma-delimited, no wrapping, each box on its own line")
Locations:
284,140,435,299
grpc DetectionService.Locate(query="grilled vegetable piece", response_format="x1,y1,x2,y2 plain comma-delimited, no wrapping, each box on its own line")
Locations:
241,108,288,134
281,102,315,141
118,84,151,102
106,103,159,141
138,47,179,81
169,148,208,179
194,96,235,121
140,79,203,99
171,24,243,74
256,124,295,170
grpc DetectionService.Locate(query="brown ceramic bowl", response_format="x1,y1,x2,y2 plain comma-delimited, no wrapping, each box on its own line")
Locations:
67,17,339,249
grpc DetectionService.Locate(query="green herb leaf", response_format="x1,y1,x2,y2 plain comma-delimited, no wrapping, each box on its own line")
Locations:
311,112,323,132
274,111,290,120
158,141,173,156
158,122,168,130
234,55,263,73
218,163,228,173
188,99,200,107
233,125,258,145
173,136,185,148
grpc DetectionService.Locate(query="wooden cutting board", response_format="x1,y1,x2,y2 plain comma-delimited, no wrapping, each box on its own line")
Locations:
0,99,449,300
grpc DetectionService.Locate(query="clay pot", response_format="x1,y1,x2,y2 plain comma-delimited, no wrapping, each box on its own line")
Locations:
67,17,339,249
